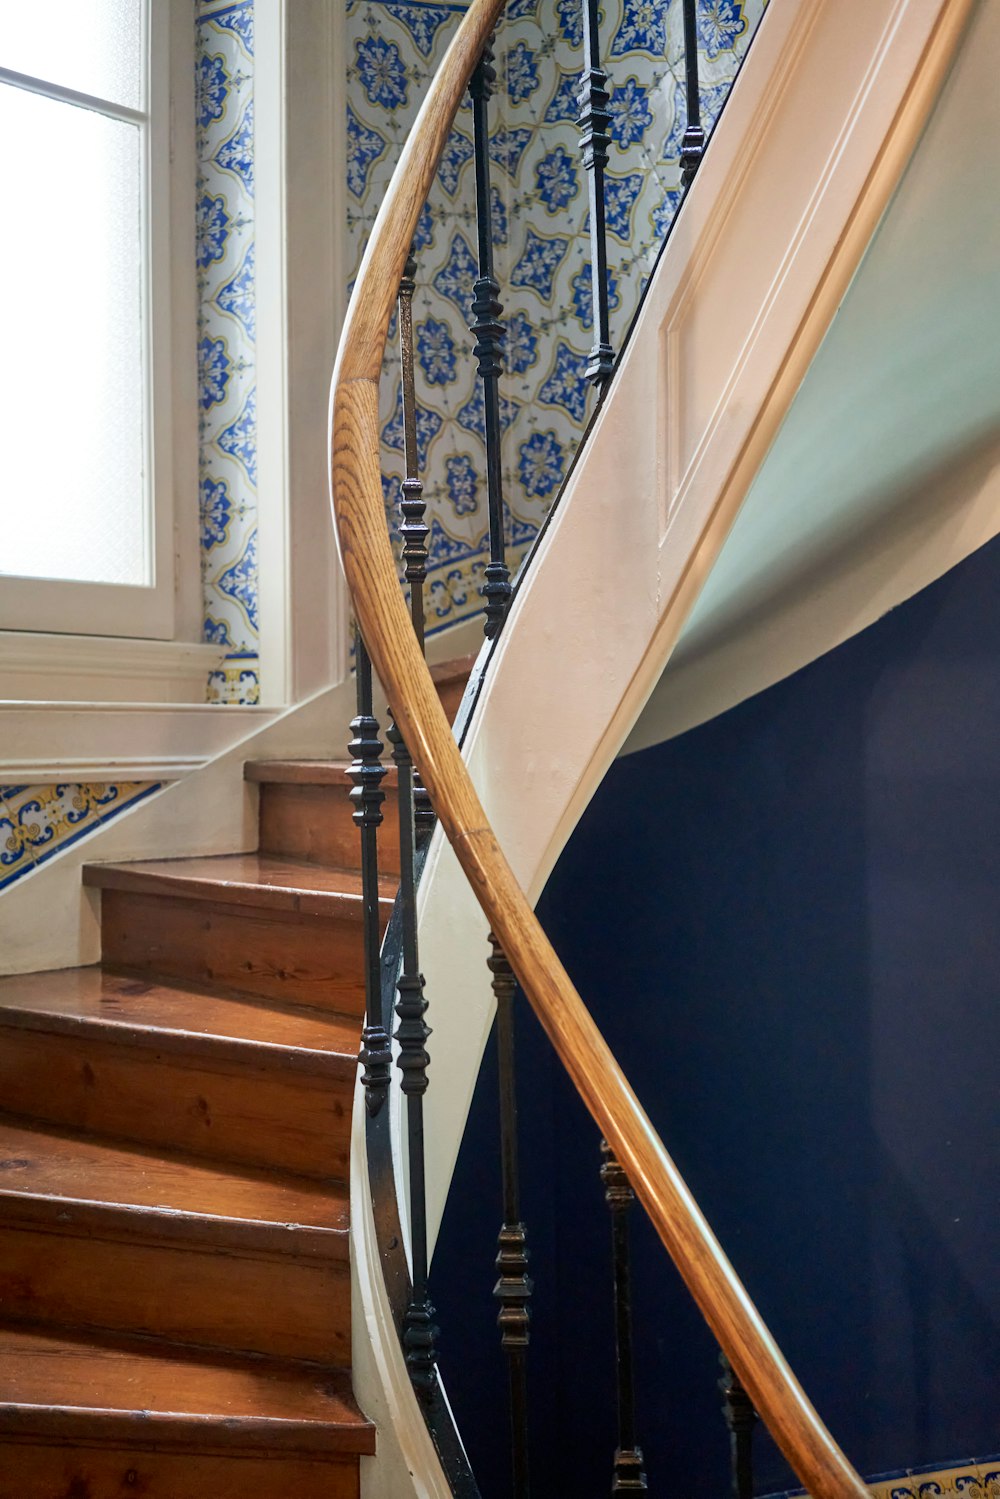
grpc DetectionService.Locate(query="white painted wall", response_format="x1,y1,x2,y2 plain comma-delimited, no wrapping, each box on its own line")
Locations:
626,0,1000,753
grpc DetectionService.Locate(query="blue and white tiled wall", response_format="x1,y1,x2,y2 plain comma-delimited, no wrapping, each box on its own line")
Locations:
194,0,763,669
196,0,259,704
346,0,765,635
0,783,161,893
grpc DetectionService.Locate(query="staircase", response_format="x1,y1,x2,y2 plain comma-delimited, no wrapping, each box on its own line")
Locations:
0,666,468,1494
0,0,975,1489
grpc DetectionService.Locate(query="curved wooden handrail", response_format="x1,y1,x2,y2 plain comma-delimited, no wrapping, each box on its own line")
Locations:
331,3,868,1494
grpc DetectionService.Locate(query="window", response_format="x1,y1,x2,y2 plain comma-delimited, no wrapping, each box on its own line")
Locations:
0,0,177,637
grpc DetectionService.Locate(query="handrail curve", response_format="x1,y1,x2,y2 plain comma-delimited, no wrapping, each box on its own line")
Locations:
330,3,868,1494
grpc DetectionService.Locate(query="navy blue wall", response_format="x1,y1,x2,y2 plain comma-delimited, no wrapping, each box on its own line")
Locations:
432,535,1000,1496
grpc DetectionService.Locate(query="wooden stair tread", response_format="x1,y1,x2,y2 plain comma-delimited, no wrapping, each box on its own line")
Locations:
0,1117,349,1253
428,651,477,687
84,853,396,919
246,759,398,786
0,967,360,1074
0,1327,375,1455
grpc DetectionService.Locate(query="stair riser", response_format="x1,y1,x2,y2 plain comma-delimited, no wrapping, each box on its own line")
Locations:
0,1224,349,1364
259,781,402,877
100,890,369,1013
0,1029,351,1180
0,1446,360,1499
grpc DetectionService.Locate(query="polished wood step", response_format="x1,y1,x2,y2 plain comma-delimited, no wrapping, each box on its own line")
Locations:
85,854,393,1011
0,1445,364,1499
0,969,357,1178
85,854,395,920
250,762,402,876
246,760,371,785
0,1118,350,1363
430,650,477,725
0,1328,374,1485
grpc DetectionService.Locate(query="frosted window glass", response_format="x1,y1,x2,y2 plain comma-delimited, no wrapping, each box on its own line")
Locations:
0,0,144,110
0,86,147,586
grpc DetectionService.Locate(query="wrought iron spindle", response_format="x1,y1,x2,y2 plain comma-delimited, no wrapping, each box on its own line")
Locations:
350,630,391,1116
600,1141,648,1494
396,244,434,833
469,41,511,640
720,1352,758,1499
387,701,437,1395
488,934,532,1498
577,0,614,386
680,0,705,186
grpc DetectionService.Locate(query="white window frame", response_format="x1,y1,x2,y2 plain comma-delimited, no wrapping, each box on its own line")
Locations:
0,1,185,641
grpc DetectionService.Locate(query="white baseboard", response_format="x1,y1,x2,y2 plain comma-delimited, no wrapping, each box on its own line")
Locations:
0,701,280,783
0,633,226,704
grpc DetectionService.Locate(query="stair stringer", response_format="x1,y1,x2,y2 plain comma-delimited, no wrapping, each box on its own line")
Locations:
349,0,976,1491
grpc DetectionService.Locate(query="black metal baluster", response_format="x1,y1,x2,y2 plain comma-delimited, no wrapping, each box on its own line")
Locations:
680,0,705,186
469,42,511,640
578,0,614,387
488,935,532,1498
350,630,391,1116
601,1142,648,1494
388,697,438,1398
720,1352,758,1499
383,221,441,1400
396,245,434,834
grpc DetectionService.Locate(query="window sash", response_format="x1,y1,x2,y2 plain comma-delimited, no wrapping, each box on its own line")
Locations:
0,1,178,640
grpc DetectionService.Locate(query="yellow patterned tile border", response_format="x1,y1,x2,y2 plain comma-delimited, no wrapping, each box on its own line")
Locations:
0,782,161,893
769,1456,1000,1499
873,1462,1000,1499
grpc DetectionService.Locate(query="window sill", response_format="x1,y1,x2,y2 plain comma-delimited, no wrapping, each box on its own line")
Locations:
0,632,226,705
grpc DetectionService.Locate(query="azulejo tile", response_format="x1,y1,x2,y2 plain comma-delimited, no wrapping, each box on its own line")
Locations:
978,1464,1000,1498
197,0,258,704
347,104,388,198
511,228,571,300
698,0,749,60
215,528,259,634
355,34,410,111
215,98,255,196
538,339,588,422
217,243,256,339
0,783,161,894
380,2,459,58
196,51,230,131
207,2,255,57
207,651,261,706
432,233,479,312
912,1469,986,1498
196,191,231,270
764,1456,1000,1499
218,387,258,486
346,0,765,638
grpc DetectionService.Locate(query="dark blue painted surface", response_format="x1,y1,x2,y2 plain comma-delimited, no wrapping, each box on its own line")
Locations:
432,534,1000,1496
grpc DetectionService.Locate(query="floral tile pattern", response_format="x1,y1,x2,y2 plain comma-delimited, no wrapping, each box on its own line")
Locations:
0,783,161,893
196,1,259,703
346,0,765,636
766,1455,1000,1499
